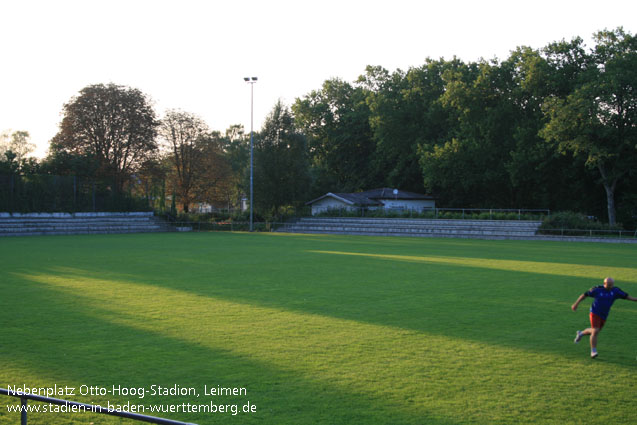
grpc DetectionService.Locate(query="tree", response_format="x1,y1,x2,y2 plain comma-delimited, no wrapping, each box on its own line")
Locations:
0,130,9,156
220,125,250,209
0,151,19,175
494,46,590,211
254,101,310,216
194,133,234,208
420,58,519,207
135,156,169,212
416,48,600,212
0,130,35,163
362,61,459,193
293,78,377,195
159,109,209,212
541,28,637,224
542,36,588,97
50,83,158,190
40,150,99,178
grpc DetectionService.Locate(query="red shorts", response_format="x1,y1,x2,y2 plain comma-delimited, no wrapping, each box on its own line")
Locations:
590,312,606,329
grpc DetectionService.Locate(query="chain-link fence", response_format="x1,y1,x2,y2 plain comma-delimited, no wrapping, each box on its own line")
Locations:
163,220,283,233
0,174,152,213
308,207,551,220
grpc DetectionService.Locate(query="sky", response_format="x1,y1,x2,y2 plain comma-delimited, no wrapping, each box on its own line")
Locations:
1,0,635,158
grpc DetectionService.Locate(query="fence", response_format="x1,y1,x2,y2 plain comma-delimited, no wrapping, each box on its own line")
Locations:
310,207,551,220
165,221,282,233
0,388,196,425
538,228,637,239
160,220,637,241
0,174,152,213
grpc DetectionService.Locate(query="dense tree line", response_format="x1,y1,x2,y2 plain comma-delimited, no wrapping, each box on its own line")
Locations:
293,28,637,227
1,85,248,215
2,28,635,226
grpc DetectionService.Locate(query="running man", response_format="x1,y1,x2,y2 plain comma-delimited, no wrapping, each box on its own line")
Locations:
572,277,637,358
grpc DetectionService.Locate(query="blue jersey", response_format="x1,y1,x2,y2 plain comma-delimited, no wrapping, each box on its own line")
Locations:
585,286,628,320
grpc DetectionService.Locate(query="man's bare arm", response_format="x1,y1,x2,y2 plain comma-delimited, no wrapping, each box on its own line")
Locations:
572,293,587,311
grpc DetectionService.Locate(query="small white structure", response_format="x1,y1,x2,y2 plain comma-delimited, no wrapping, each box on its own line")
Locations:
196,203,215,213
307,188,435,216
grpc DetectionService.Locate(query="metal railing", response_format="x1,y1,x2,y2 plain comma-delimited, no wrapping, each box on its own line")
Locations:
0,388,197,425
159,219,637,241
538,228,637,239
166,221,283,233
430,208,550,220
310,207,551,220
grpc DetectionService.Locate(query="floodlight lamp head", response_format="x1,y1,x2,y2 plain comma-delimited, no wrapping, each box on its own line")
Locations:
252,77,258,81
244,77,250,82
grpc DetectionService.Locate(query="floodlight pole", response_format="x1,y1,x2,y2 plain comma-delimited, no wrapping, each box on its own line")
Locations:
244,77,257,232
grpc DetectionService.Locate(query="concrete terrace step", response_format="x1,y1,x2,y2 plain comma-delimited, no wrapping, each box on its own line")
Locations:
0,212,155,218
289,222,540,232
1,228,164,237
0,224,162,232
283,226,538,237
297,217,542,228
278,217,543,240
0,219,157,226
0,212,169,237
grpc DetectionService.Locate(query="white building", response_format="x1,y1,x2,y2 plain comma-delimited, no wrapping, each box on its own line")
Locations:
306,188,435,216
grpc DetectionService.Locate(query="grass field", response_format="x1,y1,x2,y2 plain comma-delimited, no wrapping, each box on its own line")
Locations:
1,232,636,424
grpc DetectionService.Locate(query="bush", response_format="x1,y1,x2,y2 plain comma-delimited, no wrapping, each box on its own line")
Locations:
162,209,277,225
312,208,546,221
539,211,623,235
316,208,361,218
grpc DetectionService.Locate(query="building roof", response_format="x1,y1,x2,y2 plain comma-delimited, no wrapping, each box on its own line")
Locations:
305,192,382,207
359,188,435,200
306,188,434,206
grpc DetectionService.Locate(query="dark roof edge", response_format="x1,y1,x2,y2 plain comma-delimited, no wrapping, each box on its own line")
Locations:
359,188,436,200
305,192,356,206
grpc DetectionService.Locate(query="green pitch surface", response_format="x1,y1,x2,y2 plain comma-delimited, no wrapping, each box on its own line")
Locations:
1,232,636,424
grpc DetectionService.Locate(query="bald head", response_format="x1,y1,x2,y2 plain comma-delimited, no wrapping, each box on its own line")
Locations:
604,277,615,289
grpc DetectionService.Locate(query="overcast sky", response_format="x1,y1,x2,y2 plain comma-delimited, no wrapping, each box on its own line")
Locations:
1,0,635,158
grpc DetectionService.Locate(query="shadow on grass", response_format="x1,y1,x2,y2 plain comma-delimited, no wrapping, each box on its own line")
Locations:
277,233,637,270
10,237,637,372
1,279,461,425
29,267,637,370
3,232,637,373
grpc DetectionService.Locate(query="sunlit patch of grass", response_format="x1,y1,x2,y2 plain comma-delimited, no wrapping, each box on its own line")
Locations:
309,250,637,283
